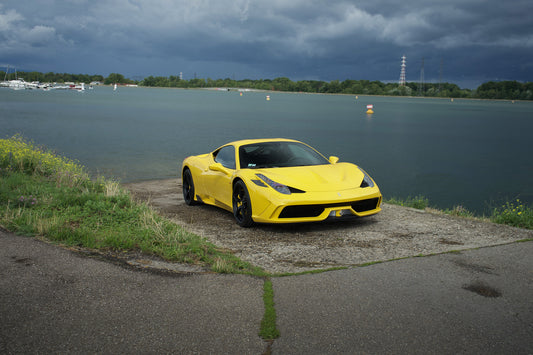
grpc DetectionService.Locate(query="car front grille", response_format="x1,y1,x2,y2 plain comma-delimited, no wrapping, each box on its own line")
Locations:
278,198,380,219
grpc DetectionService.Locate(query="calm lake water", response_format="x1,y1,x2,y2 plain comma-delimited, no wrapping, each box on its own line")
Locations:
1,86,532,214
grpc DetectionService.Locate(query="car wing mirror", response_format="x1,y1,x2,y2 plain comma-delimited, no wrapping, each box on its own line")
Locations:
329,156,339,164
209,163,230,175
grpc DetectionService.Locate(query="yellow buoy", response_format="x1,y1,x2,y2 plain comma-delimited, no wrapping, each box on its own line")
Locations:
366,104,374,114
266,95,270,101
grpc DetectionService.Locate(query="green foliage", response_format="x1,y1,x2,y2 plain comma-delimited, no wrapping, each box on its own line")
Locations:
385,195,532,230
490,199,533,229
104,73,135,85
476,81,533,100
259,278,280,340
0,136,262,275
138,75,477,97
385,195,430,210
444,205,475,218
0,134,88,183
139,75,482,98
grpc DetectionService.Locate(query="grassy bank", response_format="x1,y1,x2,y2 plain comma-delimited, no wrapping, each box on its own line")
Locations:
0,135,265,275
385,195,533,230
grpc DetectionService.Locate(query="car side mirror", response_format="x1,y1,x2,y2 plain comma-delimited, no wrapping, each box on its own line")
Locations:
329,156,339,164
209,163,230,175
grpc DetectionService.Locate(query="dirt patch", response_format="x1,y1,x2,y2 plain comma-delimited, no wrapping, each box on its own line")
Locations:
124,178,533,274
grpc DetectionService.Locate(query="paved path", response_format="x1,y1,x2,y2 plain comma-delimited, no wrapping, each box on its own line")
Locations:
272,242,533,354
0,230,265,354
1,229,532,354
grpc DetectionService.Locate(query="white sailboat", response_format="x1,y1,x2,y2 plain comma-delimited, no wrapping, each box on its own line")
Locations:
1,67,28,90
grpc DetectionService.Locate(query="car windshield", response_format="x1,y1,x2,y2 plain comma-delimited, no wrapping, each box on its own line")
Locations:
239,141,329,169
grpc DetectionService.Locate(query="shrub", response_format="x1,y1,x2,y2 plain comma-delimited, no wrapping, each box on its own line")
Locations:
490,199,532,230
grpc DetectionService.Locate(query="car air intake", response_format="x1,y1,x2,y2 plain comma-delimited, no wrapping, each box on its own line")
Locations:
351,198,380,212
279,198,380,219
279,205,325,218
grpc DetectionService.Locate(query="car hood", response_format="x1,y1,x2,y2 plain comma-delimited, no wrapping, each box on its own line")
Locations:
255,163,366,192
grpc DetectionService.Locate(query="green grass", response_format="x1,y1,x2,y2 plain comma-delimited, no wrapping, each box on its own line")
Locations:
385,195,429,210
385,195,533,230
259,278,280,340
490,199,533,230
443,205,476,218
0,135,263,275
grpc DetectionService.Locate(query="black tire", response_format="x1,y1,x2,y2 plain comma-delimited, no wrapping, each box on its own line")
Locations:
232,180,254,227
182,168,196,205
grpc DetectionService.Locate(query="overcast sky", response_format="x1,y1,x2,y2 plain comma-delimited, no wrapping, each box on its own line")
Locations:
1,0,532,88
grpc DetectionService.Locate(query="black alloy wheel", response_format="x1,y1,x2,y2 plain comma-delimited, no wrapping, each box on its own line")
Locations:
232,180,254,227
182,169,196,205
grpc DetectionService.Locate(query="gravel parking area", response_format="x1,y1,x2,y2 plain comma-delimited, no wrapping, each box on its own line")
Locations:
125,179,533,274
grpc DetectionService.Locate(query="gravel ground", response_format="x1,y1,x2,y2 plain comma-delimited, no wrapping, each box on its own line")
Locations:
125,179,533,274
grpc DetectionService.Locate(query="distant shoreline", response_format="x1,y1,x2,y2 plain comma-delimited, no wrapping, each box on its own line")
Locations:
112,84,526,103
3,69,530,100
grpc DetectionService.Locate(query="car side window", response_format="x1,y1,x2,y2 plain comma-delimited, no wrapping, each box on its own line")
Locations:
214,146,236,169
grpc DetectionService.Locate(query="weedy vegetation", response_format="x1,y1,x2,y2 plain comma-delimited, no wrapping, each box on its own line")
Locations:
385,195,532,230
385,195,429,210
259,278,280,340
490,199,532,230
0,135,264,275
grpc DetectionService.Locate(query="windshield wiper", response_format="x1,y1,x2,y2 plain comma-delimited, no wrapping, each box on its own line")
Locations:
253,164,279,169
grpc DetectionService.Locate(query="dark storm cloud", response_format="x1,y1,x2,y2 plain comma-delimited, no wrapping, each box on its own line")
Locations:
1,0,532,87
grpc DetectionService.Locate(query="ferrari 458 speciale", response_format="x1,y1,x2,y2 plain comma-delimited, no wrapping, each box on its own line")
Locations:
181,138,381,227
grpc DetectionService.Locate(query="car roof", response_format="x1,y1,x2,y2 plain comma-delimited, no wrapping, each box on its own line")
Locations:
223,138,301,148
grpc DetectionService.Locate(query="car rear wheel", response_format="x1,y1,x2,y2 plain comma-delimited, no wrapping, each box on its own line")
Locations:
182,168,196,205
233,180,253,227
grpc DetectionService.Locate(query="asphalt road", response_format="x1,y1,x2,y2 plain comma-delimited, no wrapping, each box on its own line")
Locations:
1,229,532,354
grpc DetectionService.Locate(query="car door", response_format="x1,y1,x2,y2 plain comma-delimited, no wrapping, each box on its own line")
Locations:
205,145,236,208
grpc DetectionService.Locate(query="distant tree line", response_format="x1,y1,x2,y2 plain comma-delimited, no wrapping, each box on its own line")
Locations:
139,75,471,97
139,76,533,100
2,70,531,100
475,81,533,100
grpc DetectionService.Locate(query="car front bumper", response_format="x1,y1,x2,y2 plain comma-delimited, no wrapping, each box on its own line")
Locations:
250,187,382,224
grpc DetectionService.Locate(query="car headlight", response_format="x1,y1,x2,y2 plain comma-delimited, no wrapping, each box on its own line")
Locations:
255,174,291,195
359,168,375,188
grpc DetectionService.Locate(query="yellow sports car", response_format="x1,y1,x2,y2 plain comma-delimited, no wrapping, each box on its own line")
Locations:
181,138,382,227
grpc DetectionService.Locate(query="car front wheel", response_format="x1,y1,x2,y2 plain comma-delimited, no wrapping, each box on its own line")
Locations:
182,168,196,205
233,180,253,227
